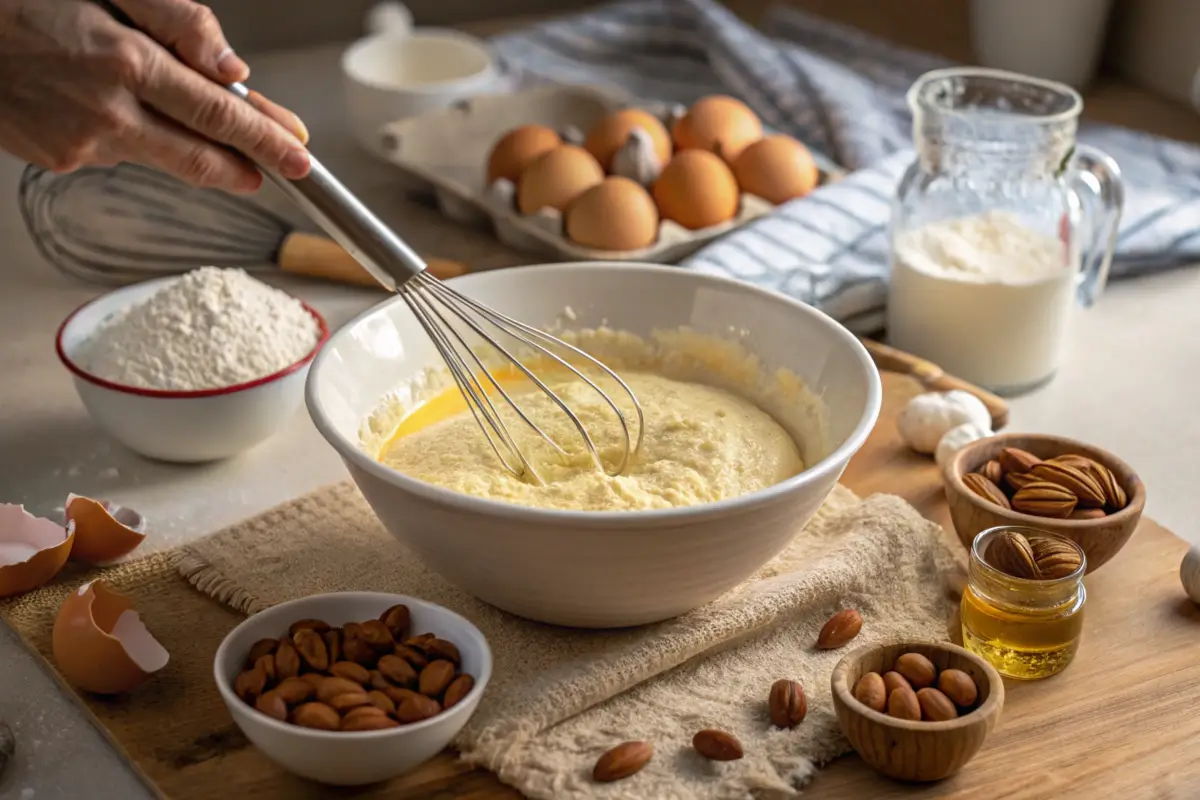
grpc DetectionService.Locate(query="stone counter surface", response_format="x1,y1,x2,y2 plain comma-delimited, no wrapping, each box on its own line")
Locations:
1,32,1199,800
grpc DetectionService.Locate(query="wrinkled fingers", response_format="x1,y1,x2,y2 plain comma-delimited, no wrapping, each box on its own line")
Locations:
115,106,263,193
110,0,249,83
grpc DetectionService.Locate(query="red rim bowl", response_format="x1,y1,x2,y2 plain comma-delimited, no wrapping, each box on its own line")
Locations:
55,288,330,399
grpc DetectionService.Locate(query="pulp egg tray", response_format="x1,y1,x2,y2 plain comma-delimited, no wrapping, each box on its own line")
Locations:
378,84,841,263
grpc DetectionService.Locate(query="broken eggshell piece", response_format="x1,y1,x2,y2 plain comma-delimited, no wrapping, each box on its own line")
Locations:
52,580,169,695
0,504,75,598
611,128,664,186
64,494,146,565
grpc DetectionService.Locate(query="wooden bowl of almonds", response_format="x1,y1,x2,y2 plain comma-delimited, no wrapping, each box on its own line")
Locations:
831,641,1004,782
942,433,1145,574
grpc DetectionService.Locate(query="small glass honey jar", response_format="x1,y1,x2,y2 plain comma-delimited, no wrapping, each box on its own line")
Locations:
961,525,1086,680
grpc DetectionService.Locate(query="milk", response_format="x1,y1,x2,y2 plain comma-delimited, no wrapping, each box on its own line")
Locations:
886,211,1075,394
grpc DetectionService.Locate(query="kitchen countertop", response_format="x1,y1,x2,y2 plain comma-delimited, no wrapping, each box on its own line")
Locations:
2,32,1199,800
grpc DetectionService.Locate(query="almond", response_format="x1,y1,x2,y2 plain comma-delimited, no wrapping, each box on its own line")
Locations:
985,530,1041,579
323,629,341,665
768,679,807,728
1029,536,1083,579
887,684,921,720
894,652,936,689
916,687,958,721
978,460,1003,486
368,670,390,691
234,667,267,703
274,677,316,705
274,638,301,680
853,672,886,713
936,669,978,708
395,692,441,724
330,661,371,685
1048,453,1095,471
329,691,372,713
293,629,330,672
254,690,288,722
342,712,399,732
882,671,911,696
1088,462,1129,511
381,686,422,707
443,674,475,710
1005,471,1039,492
255,653,276,685
963,472,1011,510
379,604,411,640
426,638,462,666
316,677,364,704
1069,507,1107,521
288,618,331,638
357,619,396,651
1012,481,1077,518
692,729,743,761
342,637,378,668
291,702,340,731
419,660,456,697
592,741,653,783
816,609,862,650
377,654,418,688
998,447,1041,475
394,644,429,670
1029,462,1105,508
367,690,396,715
246,638,278,666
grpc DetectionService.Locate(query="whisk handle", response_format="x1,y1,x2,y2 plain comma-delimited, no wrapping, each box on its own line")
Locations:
277,232,469,288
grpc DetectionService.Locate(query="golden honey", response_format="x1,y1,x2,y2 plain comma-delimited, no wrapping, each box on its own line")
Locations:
961,526,1086,680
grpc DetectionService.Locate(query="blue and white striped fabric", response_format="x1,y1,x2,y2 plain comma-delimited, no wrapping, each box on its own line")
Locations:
492,0,1200,333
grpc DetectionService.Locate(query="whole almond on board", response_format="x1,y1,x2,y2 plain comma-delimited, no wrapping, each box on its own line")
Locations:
329,691,372,713
1069,508,1107,520
274,638,301,680
254,654,276,684
1005,471,1039,492
916,687,958,721
443,674,476,710
293,629,330,672
316,677,364,704
978,460,1003,486
883,671,911,696
426,638,462,666
998,447,1041,475
419,660,456,697
1012,481,1077,518
246,638,278,666
274,677,316,705
394,644,429,670
692,729,744,761
887,685,921,721
1030,537,1083,579
330,661,371,685
357,620,396,651
342,637,378,667
288,618,331,637
234,667,267,703
937,669,978,708
292,702,340,731
1030,462,1105,508
593,741,654,783
768,679,807,728
377,654,418,688
986,530,1041,579
254,691,288,722
367,690,396,715
853,672,886,713
894,653,936,689
395,693,441,724
380,604,411,640
323,629,341,665
816,609,862,650
963,472,1011,510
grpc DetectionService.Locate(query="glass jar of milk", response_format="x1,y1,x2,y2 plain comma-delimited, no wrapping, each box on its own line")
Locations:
887,67,1124,396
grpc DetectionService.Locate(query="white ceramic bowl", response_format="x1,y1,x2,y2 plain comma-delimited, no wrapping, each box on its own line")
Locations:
214,592,491,787
342,30,505,158
56,277,328,463
306,263,882,627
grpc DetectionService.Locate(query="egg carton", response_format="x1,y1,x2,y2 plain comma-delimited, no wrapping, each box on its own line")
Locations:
378,84,841,264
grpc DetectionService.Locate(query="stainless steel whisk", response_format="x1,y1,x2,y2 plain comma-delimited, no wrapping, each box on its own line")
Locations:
220,86,644,481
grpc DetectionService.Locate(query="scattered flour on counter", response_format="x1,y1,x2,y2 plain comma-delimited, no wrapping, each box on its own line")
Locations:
75,267,321,391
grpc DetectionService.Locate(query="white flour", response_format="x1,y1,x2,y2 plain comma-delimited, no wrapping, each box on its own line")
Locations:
76,267,321,391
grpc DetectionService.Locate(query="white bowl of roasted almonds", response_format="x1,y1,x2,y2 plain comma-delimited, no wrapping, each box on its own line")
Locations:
943,433,1145,574
213,592,491,786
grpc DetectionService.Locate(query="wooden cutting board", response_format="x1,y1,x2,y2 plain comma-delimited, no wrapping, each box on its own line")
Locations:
376,370,1199,799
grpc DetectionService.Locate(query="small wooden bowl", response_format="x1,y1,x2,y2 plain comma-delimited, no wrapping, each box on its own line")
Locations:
943,433,1145,574
831,641,1004,782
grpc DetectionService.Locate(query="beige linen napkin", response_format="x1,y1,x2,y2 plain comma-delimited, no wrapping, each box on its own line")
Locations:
177,481,962,799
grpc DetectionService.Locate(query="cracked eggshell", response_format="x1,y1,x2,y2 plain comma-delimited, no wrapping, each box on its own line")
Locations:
0,504,75,598
935,422,993,468
897,390,993,454
52,579,169,695
64,494,146,565
611,128,664,186
583,108,672,173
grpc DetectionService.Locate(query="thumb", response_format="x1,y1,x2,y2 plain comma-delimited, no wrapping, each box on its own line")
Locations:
109,0,249,83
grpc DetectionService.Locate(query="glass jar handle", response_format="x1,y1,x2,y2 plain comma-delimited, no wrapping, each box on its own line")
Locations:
1070,144,1124,308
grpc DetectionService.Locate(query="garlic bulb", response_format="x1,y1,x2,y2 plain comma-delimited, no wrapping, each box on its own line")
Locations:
1181,545,1200,604
935,422,993,468
897,390,992,454
611,128,664,186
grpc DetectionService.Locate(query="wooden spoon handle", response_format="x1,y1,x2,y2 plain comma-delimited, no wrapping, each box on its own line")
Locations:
277,232,468,287
859,338,1009,430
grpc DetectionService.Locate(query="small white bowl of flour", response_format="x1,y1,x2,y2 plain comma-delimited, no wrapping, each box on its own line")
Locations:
56,267,328,462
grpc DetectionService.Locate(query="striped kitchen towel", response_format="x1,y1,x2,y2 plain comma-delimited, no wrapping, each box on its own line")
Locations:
492,0,1200,334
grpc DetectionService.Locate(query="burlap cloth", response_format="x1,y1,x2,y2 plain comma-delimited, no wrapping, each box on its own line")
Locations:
1,480,963,799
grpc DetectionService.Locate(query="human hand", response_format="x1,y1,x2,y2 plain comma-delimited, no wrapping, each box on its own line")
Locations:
0,0,311,194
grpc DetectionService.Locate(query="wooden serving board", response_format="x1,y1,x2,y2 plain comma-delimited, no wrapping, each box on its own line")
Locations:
374,370,1199,799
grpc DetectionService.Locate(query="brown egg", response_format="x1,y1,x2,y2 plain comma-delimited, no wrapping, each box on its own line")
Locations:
52,580,169,695
516,145,605,215
0,504,74,598
565,176,659,251
65,494,146,565
672,95,763,161
583,109,672,172
732,135,820,205
485,124,562,184
652,149,740,230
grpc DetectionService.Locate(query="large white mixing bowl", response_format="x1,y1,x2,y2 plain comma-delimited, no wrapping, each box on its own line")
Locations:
306,263,881,628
